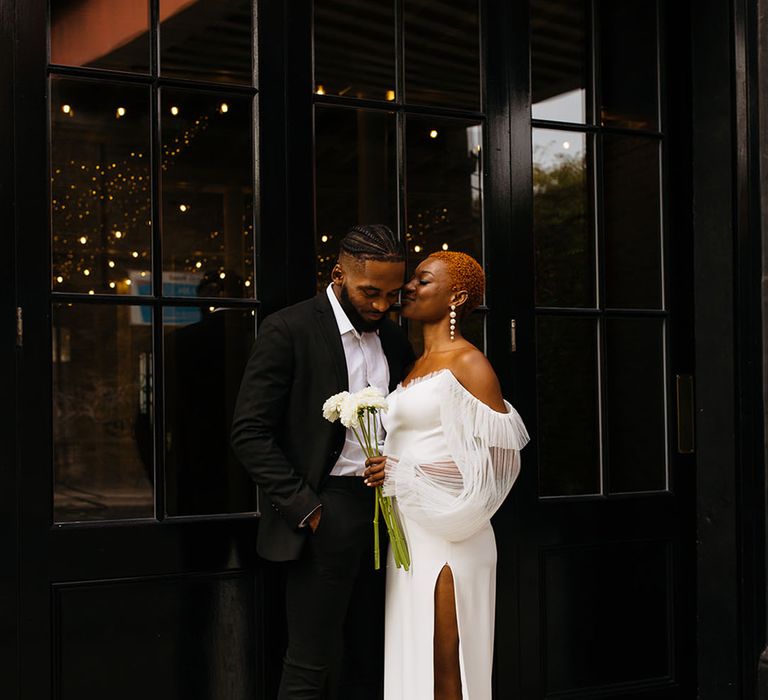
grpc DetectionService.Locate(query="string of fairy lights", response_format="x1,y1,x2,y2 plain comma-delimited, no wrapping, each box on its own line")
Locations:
51,99,255,296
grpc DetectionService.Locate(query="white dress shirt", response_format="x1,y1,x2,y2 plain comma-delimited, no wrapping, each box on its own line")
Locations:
326,283,389,476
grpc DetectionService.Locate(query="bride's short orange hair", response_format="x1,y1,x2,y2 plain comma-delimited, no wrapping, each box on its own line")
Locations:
427,251,485,314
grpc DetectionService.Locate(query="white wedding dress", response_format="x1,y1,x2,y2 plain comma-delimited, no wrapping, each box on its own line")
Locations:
381,369,529,700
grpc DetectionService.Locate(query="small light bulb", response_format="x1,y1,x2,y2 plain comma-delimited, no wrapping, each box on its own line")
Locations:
179,204,188,212
88,289,95,295
321,235,328,243
562,141,571,150
108,260,115,268
315,85,325,95
79,236,87,244
56,276,64,283
414,245,422,253
83,269,90,276
170,106,179,116
195,261,202,269
442,243,449,250
219,103,229,113
429,129,438,139
385,90,396,101
244,280,251,287
116,107,126,117
131,251,139,258
109,281,116,289
125,279,132,286
114,231,122,239
219,272,226,279
62,104,71,114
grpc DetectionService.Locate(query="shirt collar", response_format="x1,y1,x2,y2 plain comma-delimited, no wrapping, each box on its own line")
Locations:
326,283,357,337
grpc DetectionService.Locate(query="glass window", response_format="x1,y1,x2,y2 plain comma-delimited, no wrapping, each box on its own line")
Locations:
53,303,154,522
159,0,254,85
314,0,396,100
50,0,150,73
163,307,257,516
533,129,595,307
405,117,483,267
531,0,589,124
160,90,255,298
605,318,667,493
537,315,601,496
314,107,397,289
599,0,659,129
602,135,663,309
51,78,151,296
404,0,481,110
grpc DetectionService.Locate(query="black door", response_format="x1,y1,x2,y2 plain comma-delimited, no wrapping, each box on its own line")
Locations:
491,1,696,697
14,2,265,698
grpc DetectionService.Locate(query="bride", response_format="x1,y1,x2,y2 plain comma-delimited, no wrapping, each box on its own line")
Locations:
365,251,529,700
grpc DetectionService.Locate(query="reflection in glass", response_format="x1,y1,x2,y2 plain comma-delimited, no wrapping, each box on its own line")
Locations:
163,307,257,516
531,0,588,123
51,0,150,73
315,107,397,290
160,0,254,84
161,90,255,298
314,0,396,101
603,135,662,309
600,0,659,129
537,315,600,496
406,118,483,269
404,0,480,109
605,318,667,493
533,129,594,307
51,79,151,295
53,303,154,522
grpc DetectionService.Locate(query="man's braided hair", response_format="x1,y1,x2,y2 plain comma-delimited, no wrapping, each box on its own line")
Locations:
339,224,404,262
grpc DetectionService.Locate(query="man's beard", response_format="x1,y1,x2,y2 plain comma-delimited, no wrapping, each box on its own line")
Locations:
339,284,384,333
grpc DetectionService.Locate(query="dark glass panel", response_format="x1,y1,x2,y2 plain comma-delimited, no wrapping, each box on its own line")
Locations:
531,0,589,124
160,0,254,85
404,0,481,109
405,118,482,269
51,79,151,295
163,307,257,516
315,107,397,290
536,316,600,496
161,90,255,298
314,0,396,101
543,541,671,692
603,135,662,309
53,303,154,522
605,318,667,493
50,0,150,73
533,129,594,307
599,0,659,129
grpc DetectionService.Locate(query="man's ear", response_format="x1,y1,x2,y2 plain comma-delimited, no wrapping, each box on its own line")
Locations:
331,261,344,286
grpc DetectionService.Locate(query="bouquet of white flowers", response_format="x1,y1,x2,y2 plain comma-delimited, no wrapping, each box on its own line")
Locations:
322,387,410,570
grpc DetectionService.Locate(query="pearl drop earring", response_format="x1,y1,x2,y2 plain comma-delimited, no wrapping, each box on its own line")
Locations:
449,305,457,341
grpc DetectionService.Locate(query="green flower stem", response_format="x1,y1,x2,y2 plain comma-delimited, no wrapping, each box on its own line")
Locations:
373,489,381,570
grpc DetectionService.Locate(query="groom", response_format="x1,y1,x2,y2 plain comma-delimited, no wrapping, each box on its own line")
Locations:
231,224,414,699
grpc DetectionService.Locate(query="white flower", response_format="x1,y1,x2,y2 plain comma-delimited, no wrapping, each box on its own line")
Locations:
322,391,350,422
356,385,388,412
339,393,364,428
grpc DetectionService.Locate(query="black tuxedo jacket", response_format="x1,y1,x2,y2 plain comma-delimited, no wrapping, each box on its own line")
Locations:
231,293,415,562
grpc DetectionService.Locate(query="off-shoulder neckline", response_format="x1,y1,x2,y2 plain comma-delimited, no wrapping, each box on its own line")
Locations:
397,368,511,415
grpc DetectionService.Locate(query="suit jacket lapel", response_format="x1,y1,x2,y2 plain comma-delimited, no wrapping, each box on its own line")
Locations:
313,293,349,391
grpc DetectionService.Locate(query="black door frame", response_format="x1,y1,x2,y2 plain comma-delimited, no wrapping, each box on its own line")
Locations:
1,0,19,695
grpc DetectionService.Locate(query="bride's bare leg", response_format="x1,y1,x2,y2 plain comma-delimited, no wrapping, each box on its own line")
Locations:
434,564,462,700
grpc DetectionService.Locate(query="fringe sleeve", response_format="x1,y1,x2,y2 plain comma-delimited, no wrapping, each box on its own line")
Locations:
383,372,529,542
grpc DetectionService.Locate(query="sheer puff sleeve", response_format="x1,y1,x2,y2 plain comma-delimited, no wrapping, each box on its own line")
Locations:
383,372,529,542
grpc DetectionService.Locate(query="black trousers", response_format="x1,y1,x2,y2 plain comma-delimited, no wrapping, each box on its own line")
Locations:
278,476,385,700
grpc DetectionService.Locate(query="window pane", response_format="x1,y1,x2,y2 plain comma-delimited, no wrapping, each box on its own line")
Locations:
163,307,257,516
603,135,662,309
404,0,480,109
537,316,600,496
406,118,483,266
315,107,397,290
531,0,589,124
51,78,151,296
599,0,659,129
161,90,255,298
160,0,254,85
53,303,154,522
605,318,667,493
50,0,150,73
533,129,594,307
314,0,396,100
